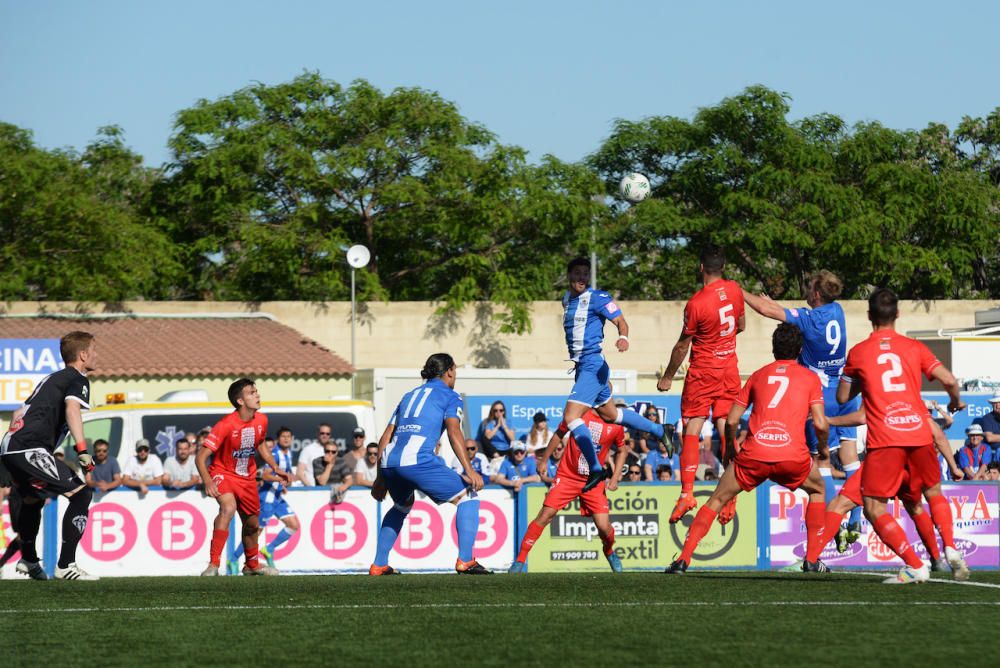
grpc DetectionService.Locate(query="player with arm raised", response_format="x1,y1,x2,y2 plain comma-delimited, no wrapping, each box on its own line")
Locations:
743,270,865,541
560,257,670,494
509,408,629,574
197,379,292,576
839,288,965,584
0,331,99,581
657,245,745,524
369,353,489,575
666,323,829,573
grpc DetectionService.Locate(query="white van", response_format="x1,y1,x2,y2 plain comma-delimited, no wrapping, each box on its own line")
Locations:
57,396,377,468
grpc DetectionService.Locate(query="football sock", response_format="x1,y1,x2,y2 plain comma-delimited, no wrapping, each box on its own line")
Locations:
680,434,699,493
568,419,599,471
245,542,259,569
818,467,836,504
807,511,846,562
928,495,956,549
267,527,295,553
613,408,664,439
601,526,616,557
803,501,825,563
58,486,92,569
209,529,229,567
679,506,717,563
374,506,408,567
843,462,862,526
517,520,545,563
910,510,940,561
16,501,43,563
0,536,22,567
873,514,922,569
232,542,245,561
455,496,480,563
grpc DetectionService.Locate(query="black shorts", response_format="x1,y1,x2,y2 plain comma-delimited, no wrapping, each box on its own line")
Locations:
0,456,12,488
1,449,85,499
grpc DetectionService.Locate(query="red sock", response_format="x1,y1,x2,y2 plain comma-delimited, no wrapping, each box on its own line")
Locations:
807,511,846,562
910,510,940,560
873,514,922,569
209,529,228,567
679,506,717,563
516,520,545,563
601,527,616,557
803,501,826,562
245,542,259,569
680,434,699,493
928,495,955,549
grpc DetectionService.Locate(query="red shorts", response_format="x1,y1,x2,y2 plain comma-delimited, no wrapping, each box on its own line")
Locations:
211,471,260,516
733,452,811,492
840,461,924,507
543,475,609,517
861,446,938,500
681,364,740,419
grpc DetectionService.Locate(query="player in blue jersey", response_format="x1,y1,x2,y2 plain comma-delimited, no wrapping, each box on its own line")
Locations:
228,425,300,574
370,353,489,575
562,257,670,493
742,270,864,539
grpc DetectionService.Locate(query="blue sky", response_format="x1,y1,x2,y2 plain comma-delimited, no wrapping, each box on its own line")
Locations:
2,1,998,167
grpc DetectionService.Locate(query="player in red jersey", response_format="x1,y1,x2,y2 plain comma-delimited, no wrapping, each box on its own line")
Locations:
196,378,292,576
805,407,970,580
666,324,829,574
838,288,965,584
508,407,628,573
657,245,745,524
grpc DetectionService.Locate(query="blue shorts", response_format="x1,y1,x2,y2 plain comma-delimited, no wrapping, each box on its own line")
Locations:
259,496,294,522
567,355,612,408
807,382,861,454
383,460,469,505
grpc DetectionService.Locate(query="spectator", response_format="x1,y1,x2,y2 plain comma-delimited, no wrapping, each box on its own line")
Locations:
196,429,210,450
986,462,1000,481
656,464,673,481
344,427,366,471
635,406,667,455
313,440,353,502
925,400,954,431
85,439,122,493
959,424,992,480
537,439,565,485
184,431,199,452
477,401,515,458
121,438,164,494
644,438,679,482
163,438,201,489
353,442,380,487
703,468,718,481
524,411,551,453
296,423,330,486
454,439,493,486
495,442,540,492
616,436,641,470
624,464,643,483
976,392,1000,453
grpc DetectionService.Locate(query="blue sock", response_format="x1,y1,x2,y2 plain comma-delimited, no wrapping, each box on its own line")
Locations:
266,528,293,553
569,419,599,470
614,408,664,439
843,463,862,527
819,468,836,504
374,506,408,567
455,498,481,563
232,542,244,561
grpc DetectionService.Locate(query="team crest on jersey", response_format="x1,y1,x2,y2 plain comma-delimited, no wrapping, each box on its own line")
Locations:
776,366,787,373
81,386,88,399
28,451,58,479
879,338,892,350
717,288,728,301
605,301,619,314
789,308,799,318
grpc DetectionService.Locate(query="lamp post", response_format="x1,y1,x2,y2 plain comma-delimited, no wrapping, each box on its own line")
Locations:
346,245,371,398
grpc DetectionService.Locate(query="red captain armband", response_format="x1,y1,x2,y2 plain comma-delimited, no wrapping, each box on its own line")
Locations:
74,441,89,455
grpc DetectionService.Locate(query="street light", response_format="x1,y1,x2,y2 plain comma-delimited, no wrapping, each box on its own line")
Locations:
346,244,371,397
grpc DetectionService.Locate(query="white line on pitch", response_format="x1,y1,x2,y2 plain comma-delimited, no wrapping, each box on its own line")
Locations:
850,571,1000,590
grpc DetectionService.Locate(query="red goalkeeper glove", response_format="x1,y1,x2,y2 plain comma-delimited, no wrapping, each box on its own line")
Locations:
75,442,94,472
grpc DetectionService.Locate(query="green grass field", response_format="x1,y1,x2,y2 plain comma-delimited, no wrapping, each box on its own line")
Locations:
3,571,999,667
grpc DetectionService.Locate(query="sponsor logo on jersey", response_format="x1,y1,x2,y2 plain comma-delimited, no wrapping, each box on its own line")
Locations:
755,426,792,446
605,301,619,314
789,308,799,318
883,403,924,431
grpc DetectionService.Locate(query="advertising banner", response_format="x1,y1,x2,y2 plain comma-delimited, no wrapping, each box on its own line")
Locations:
0,338,62,410
465,394,683,441
768,481,1000,568
522,482,757,572
921,392,996,440
377,487,514,572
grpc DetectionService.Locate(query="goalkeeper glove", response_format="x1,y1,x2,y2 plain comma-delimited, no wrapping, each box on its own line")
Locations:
75,442,95,472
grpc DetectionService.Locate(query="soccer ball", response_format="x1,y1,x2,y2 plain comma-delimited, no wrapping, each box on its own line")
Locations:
618,172,651,203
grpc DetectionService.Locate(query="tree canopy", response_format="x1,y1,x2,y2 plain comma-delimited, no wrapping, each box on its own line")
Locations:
2,76,998,327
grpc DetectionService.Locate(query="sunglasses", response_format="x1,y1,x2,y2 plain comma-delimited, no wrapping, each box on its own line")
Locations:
513,450,526,455
466,447,477,452
324,449,337,454
366,451,378,457
628,470,641,475
494,409,505,414
319,431,331,436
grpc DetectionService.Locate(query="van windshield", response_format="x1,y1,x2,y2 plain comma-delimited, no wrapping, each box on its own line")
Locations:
141,412,360,464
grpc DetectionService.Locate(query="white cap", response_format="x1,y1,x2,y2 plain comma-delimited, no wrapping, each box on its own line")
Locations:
989,391,1000,404
966,423,984,436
